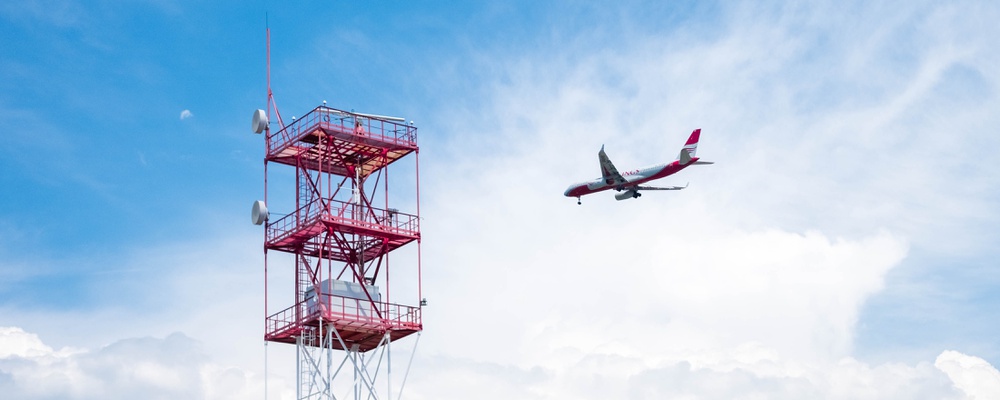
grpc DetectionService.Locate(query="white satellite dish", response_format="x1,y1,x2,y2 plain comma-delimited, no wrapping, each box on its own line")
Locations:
251,109,268,134
251,200,269,225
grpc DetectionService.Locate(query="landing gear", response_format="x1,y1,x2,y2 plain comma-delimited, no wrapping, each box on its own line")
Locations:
576,197,581,205
633,192,641,199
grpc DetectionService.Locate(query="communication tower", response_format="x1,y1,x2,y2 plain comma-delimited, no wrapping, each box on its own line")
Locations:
251,28,423,400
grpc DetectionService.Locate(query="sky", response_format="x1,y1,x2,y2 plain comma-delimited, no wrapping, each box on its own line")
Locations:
2,0,1000,399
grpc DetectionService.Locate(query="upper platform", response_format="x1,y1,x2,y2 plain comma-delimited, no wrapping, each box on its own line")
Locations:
266,106,417,177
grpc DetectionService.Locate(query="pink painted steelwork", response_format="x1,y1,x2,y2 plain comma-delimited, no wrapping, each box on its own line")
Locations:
261,101,423,353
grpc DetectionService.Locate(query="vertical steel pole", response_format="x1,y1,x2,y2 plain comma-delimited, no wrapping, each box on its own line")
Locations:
263,22,271,400
415,150,422,306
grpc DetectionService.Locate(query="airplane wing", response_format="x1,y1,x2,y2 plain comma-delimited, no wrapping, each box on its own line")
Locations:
598,145,629,186
635,183,688,191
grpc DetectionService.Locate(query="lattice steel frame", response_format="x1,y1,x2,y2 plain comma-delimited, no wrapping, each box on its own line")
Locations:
258,28,423,400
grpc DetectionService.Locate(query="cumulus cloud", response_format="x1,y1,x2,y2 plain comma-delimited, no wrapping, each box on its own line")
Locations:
4,325,993,400
0,326,290,400
406,351,973,400
179,109,193,120
0,327,60,359
936,351,1000,399
0,226,302,399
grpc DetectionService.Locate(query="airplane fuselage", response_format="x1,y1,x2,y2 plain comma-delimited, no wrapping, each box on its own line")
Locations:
563,157,699,198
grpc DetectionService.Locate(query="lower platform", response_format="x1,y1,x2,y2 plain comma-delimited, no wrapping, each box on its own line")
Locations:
265,296,422,352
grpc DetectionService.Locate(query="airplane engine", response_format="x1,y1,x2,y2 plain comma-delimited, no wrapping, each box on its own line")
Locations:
615,190,640,201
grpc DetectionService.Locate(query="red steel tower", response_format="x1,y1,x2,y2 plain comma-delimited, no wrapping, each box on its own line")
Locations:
252,103,424,399
251,33,423,398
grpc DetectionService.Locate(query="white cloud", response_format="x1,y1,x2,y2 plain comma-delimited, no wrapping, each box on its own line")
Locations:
936,350,1000,399
0,327,57,359
2,1,999,399
179,109,193,120
0,225,300,398
0,326,293,400
407,1,1000,398
405,351,971,400
2,324,990,400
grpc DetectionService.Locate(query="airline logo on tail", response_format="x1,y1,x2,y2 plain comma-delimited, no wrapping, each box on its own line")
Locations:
679,128,701,165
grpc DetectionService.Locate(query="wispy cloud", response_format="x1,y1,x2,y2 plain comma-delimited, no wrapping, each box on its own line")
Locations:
408,0,1000,398
179,109,193,120
0,2,88,29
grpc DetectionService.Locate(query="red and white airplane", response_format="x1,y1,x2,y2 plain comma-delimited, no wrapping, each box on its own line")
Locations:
564,128,712,204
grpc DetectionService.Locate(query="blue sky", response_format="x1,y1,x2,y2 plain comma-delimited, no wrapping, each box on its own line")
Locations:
2,1,1000,399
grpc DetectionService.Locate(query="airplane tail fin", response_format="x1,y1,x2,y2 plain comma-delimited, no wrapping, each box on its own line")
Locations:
678,128,701,164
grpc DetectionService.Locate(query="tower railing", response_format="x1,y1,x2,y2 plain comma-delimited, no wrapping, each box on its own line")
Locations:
265,295,423,341
266,197,420,247
267,106,418,158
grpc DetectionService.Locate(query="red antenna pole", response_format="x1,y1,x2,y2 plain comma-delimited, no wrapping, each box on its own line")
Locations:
265,23,285,131
266,25,271,123
262,18,270,400
263,22,270,326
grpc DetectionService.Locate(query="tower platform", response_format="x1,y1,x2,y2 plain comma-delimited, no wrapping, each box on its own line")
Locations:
265,197,419,261
265,296,422,352
267,106,417,177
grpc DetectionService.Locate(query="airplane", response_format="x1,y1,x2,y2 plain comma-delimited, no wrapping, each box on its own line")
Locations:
563,128,712,204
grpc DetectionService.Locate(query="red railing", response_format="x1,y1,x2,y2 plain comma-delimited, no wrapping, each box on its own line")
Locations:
267,106,417,157
266,197,419,246
265,199,324,244
265,295,422,339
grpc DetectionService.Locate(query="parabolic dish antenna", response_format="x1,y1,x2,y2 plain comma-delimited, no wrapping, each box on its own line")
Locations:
251,200,269,225
251,109,268,134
